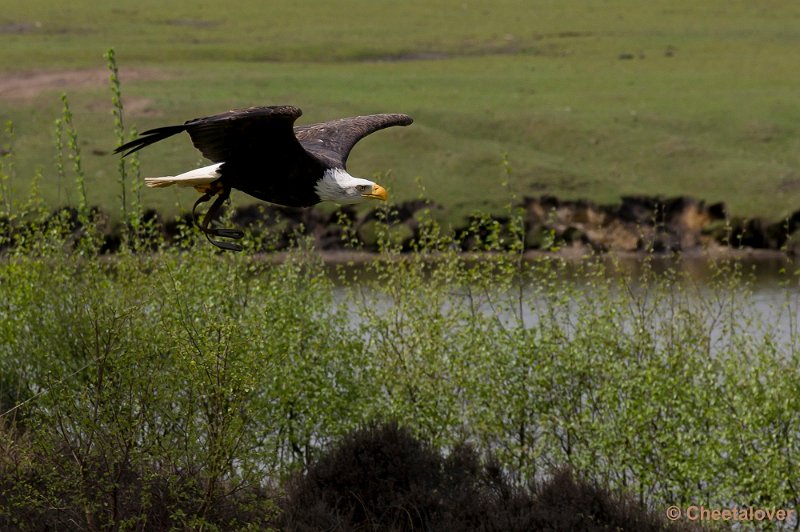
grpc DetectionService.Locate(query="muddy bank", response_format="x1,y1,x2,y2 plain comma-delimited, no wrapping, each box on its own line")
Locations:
516,195,800,254
188,194,800,255
5,195,800,256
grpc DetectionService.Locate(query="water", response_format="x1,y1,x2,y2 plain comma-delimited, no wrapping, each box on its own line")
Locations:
329,253,800,353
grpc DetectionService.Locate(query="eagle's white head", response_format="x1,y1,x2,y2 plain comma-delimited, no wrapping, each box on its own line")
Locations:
315,168,388,205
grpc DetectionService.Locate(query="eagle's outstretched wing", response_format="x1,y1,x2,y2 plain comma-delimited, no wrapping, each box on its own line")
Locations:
294,114,413,167
115,106,308,163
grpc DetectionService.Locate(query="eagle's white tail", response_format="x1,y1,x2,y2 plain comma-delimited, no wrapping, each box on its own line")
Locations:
145,163,223,189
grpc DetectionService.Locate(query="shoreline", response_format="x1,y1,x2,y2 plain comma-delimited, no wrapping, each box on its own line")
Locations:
250,246,794,265
4,194,800,259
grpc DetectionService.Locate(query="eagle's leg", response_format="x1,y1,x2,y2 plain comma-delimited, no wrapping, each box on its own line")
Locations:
191,183,244,251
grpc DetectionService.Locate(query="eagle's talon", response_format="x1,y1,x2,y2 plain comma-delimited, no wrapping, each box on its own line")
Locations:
191,187,244,251
192,192,214,228
210,228,244,239
205,235,243,252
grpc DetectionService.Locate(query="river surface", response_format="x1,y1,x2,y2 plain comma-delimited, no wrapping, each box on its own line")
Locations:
328,254,800,352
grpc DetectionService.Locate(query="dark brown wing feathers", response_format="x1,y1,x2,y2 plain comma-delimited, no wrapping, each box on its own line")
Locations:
115,106,413,170
114,105,304,160
184,105,303,162
113,124,186,157
294,114,413,167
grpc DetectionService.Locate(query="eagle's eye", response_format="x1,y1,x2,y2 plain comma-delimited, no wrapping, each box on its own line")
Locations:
357,185,370,192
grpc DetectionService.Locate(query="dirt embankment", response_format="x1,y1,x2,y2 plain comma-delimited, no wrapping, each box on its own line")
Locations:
515,195,795,254
313,195,796,255
220,194,800,255
10,194,797,256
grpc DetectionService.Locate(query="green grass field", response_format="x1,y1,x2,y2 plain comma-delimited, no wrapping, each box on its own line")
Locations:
2,0,800,223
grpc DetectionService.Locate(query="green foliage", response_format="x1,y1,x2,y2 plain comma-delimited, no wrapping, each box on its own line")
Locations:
58,93,89,225
2,207,799,528
106,48,129,224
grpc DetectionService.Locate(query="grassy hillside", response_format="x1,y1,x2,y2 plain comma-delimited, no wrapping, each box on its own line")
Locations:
1,0,800,223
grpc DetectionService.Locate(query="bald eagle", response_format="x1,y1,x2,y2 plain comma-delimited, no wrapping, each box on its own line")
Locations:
115,106,413,250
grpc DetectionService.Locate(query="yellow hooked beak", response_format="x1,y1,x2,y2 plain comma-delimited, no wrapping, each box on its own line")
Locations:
363,183,388,201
